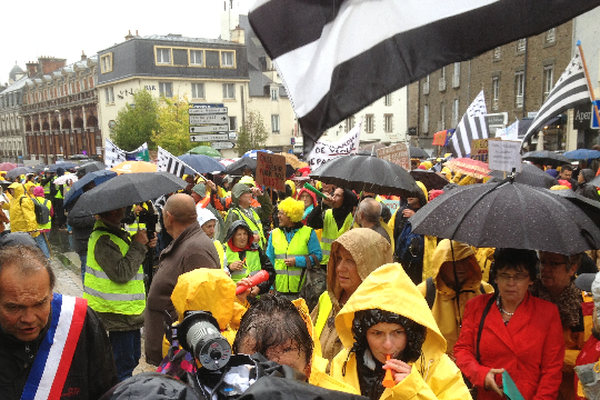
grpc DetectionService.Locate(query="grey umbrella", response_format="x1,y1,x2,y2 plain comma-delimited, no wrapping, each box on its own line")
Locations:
70,172,186,215
409,146,429,159
410,178,600,255
489,163,558,188
522,150,570,167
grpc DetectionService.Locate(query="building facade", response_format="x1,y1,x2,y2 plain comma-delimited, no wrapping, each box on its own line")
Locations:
0,64,27,162
21,55,101,163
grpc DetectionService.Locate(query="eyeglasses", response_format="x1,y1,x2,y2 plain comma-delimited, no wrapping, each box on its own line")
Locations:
496,273,530,283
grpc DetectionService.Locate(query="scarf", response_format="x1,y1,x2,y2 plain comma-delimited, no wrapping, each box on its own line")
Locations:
530,280,582,329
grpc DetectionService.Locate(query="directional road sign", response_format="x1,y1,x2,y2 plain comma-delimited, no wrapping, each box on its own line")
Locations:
188,107,228,115
189,114,229,124
190,134,230,142
189,125,230,134
211,141,235,150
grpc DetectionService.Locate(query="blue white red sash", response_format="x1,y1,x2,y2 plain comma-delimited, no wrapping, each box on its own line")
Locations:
21,293,87,400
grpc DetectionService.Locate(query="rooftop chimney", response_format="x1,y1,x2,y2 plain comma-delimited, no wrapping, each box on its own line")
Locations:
81,50,87,61
125,30,134,40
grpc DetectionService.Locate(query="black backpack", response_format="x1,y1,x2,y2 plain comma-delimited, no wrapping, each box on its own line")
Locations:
23,197,51,225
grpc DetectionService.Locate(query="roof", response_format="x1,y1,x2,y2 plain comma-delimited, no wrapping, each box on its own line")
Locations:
1,75,28,94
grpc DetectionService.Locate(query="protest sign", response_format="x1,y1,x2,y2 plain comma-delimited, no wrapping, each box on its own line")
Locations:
308,121,361,170
470,139,489,162
382,199,400,214
376,143,410,170
488,140,522,173
256,152,286,191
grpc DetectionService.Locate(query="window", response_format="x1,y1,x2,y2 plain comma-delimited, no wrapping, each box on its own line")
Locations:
223,84,235,99
452,62,460,88
100,53,113,73
190,50,204,66
271,114,280,133
156,48,171,64
423,105,429,133
439,102,446,131
206,51,220,67
271,88,278,101
543,65,554,101
345,116,355,132
365,114,374,133
384,94,392,106
229,116,237,131
159,82,173,98
515,71,524,108
493,47,501,60
423,75,430,95
452,98,459,127
173,49,188,66
384,114,393,132
221,51,235,67
517,39,527,53
546,28,556,43
191,83,205,99
439,67,447,91
492,77,500,110
104,87,115,104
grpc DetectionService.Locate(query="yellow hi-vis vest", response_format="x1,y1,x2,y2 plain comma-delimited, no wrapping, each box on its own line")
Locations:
314,291,333,339
231,208,266,249
33,196,51,230
43,178,53,195
225,245,261,283
127,204,148,236
321,210,353,265
54,183,63,199
214,240,225,270
271,226,311,293
84,221,145,315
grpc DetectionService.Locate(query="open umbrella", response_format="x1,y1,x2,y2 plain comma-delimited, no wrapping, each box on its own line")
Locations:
522,150,570,167
563,149,600,160
0,162,17,171
64,169,118,209
188,145,221,158
242,149,273,159
76,161,107,177
6,167,33,180
54,174,78,186
444,158,490,179
47,162,78,172
409,170,449,191
410,179,600,255
111,161,157,174
177,154,225,174
277,152,309,169
71,172,186,215
310,155,421,197
489,163,558,188
409,146,429,159
225,157,257,175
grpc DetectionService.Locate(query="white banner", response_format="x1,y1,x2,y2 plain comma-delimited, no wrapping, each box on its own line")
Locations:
104,139,126,169
308,121,361,171
496,120,519,141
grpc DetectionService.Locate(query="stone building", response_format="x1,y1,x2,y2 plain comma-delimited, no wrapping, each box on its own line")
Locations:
0,64,27,162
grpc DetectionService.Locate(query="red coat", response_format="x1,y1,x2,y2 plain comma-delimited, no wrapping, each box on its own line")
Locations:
455,292,565,400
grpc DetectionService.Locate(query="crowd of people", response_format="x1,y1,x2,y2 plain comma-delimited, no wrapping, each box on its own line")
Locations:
1,155,600,400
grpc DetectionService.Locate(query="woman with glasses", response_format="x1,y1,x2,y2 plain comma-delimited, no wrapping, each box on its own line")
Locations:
454,248,565,400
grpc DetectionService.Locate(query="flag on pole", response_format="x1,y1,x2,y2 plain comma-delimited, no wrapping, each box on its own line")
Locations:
104,139,127,169
521,48,591,147
157,146,199,178
125,143,150,162
249,0,600,154
450,90,488,158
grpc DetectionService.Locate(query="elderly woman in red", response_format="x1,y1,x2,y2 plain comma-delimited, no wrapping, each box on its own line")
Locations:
454,248,565,400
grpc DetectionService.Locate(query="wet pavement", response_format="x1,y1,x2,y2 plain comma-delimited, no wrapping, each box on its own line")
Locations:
48,227,155,375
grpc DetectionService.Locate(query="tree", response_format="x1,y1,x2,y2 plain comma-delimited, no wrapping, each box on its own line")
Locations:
111,90,159,150
152,95,193,155
236,111,269,157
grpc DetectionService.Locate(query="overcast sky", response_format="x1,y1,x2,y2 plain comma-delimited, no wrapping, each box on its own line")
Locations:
0,0,252,86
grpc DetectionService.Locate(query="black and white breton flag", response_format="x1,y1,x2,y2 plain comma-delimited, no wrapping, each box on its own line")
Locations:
521,48,591,147
157,146,198,178
249,0,600,154
450,90,488,158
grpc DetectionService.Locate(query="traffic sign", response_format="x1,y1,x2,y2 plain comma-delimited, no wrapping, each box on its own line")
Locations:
189,125,230,134
188,107,228,115
211,141,235,150
189,114,229,124
190,103,224,108
190,134,230,142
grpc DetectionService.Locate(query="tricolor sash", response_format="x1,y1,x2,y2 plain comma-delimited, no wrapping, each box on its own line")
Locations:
21,293,87,400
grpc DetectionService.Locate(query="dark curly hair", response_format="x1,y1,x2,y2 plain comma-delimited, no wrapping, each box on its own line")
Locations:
350,309,426,363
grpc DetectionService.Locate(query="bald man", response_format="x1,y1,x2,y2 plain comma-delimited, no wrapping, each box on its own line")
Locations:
144,193,220,365
357,198,392,244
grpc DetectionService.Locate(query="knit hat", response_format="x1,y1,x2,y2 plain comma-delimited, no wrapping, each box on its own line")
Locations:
197,207,217,227
192,183,206,197
278,197,305,223
32,186,44,197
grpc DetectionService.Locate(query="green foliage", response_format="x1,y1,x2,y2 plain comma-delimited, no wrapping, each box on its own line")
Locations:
236,111,269,157
110,90,159,150
152,95,193,155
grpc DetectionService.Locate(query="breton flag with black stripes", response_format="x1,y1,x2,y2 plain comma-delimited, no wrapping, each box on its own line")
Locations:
521,48,591,147
450,90,488,158
249,0,600,154
157,146,198,178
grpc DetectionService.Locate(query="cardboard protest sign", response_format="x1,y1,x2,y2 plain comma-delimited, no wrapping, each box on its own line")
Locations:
308,121,361,170
470,139,489,162
376,143,410,170
256,152,287,192
488,140,522,173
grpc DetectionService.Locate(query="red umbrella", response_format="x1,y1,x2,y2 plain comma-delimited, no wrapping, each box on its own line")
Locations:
444,158,490,179
0,162,17,171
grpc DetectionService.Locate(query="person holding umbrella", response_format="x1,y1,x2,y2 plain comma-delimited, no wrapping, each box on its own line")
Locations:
84,205,157,381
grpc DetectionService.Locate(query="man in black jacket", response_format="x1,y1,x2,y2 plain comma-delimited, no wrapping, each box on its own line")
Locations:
0,245,118,399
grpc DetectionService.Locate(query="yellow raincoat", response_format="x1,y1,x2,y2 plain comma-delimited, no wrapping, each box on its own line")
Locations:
331,263,472,400
416,240,494,355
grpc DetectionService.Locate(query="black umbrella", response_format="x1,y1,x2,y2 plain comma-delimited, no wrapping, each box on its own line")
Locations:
522,150,570,167
225,157,257,175
310,155,421,197
409,146,429,159
6,167,33,180
178,154,225,174
64,169,118,209
76,161,107,177
489,163,558,188
47,162,78,172
549,187,600,230
409,170,449,191
410,179,600,255
71,172,186,215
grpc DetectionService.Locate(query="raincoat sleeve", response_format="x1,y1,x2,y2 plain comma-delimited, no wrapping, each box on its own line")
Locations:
295,230,323,268
94,235,147,284
534,307,566,400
